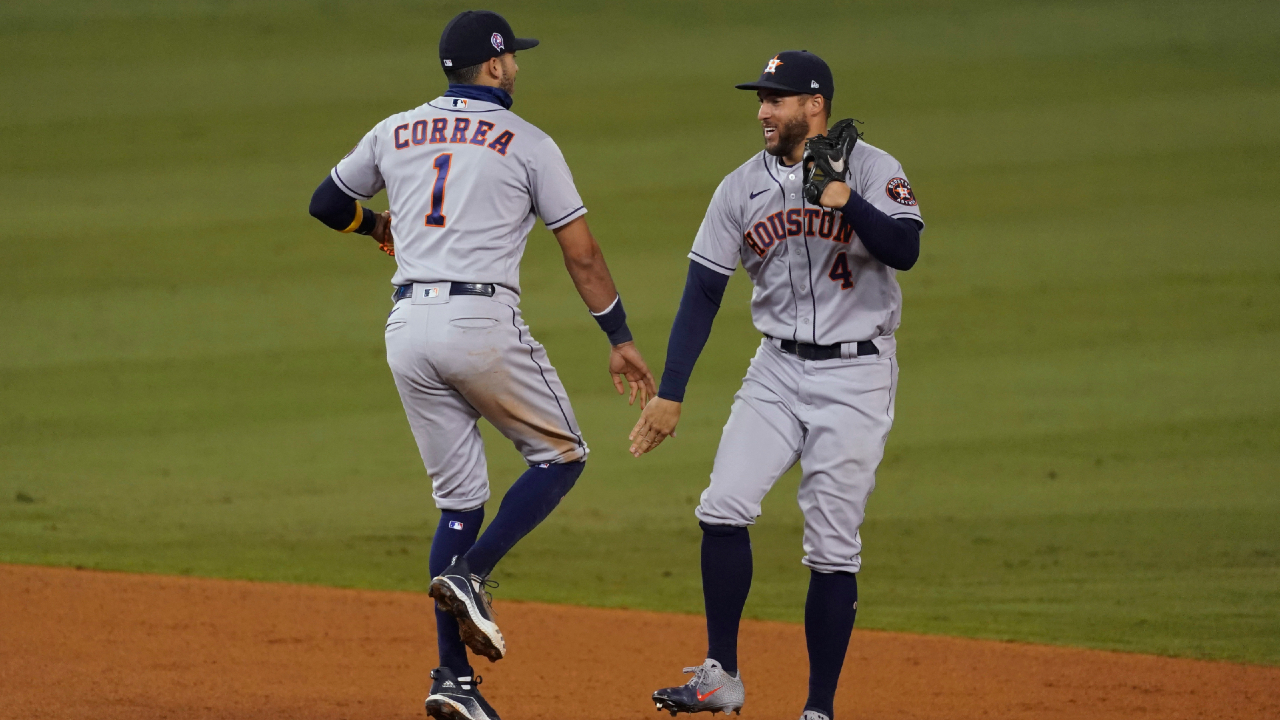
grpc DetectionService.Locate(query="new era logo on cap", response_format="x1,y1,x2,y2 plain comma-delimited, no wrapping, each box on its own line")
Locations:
736,50,835,102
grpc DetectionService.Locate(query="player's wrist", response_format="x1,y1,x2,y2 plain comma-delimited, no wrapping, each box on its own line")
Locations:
352,206,379,235
591,294,633,346
821,182,852,208
656,382,685,404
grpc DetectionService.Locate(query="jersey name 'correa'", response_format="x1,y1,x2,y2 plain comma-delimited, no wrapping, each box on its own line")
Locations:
333,95,587,293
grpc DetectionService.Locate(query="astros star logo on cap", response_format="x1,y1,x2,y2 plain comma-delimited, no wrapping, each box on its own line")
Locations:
764,55,783,74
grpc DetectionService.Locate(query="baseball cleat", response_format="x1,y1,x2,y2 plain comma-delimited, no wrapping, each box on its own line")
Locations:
652,658,744,716
800,712,831,720
424,667,501,720
430,557,506,661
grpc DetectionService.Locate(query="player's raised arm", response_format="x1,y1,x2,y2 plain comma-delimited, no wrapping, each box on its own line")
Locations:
551,216,657,407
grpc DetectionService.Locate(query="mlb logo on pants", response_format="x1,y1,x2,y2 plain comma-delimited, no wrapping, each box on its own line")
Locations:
448,521,465,530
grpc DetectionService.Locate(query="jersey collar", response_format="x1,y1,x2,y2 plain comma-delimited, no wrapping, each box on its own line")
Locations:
445,83,514,109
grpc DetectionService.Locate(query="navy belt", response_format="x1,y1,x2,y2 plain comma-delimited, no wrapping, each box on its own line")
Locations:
775,337,878,361
393,283,496,301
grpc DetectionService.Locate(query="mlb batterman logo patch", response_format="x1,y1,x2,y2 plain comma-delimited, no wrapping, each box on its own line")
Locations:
491,32,505,52
886,177,917,206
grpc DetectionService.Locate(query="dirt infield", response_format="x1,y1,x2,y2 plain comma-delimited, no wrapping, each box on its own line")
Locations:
1,565,1276,719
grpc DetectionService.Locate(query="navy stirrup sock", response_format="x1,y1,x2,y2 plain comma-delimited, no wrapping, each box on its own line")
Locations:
464,460,585,578
431,506,485,676
804,569,858,719
700,521,753,675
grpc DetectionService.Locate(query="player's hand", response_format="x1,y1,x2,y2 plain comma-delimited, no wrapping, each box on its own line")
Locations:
629,397,681,457
819,181,852,208
803,118,860,206
609,341,657,407
372,210,395,256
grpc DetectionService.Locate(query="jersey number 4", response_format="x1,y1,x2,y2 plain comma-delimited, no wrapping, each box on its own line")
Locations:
424,153,452,228
828,252,855,290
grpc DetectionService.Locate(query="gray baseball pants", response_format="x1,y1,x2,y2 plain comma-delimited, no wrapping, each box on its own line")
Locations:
384,282,588,511
695,337,898,574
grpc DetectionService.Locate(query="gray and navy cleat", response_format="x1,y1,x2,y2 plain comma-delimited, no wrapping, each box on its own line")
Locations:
424,667,501,720
652,658,744,716
800,712,831,720
429,557,506,661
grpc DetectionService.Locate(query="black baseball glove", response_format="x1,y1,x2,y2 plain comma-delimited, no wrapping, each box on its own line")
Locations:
802,118,862,205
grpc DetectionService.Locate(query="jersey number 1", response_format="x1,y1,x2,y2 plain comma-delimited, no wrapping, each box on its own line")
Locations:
424,153,452,228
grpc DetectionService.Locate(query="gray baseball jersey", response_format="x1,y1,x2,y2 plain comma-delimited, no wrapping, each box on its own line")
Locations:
332,95,588,293
330,96,590,508
688,141,923,345
689,139,920,573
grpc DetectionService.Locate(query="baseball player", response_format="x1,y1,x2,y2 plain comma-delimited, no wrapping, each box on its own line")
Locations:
307,11,656,720
629,51,923,720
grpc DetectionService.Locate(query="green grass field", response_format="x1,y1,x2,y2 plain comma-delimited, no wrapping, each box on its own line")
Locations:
2,0,1278,665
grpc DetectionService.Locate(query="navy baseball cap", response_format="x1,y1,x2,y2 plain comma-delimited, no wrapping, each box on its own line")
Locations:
439,10,538,71
736,50,834,101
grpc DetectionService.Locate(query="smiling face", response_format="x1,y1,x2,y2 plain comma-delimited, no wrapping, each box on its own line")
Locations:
757,90,816,159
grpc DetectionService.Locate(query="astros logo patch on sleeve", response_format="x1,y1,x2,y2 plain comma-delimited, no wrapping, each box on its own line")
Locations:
885,177,917,206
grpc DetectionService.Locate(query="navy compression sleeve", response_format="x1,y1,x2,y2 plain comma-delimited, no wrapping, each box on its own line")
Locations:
657,261,730,402
309,176,377,234
839,191,921,271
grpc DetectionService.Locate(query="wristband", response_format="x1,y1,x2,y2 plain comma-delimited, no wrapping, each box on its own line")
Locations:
341,201,364,232
591,295,633,346
353,207,379,235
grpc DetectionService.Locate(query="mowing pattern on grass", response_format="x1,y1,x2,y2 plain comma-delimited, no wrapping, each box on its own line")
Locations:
1,1,1278,664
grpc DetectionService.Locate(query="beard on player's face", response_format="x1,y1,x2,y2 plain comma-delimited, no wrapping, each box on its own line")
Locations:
497,54,517,96
763,108,810,158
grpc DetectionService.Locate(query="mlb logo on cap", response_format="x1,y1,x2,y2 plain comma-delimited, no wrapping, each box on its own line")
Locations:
438,10,539,71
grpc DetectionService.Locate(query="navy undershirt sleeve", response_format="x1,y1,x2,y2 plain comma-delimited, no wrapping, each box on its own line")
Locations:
658,261,730,402
309,175,377,234
838,191,921,271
